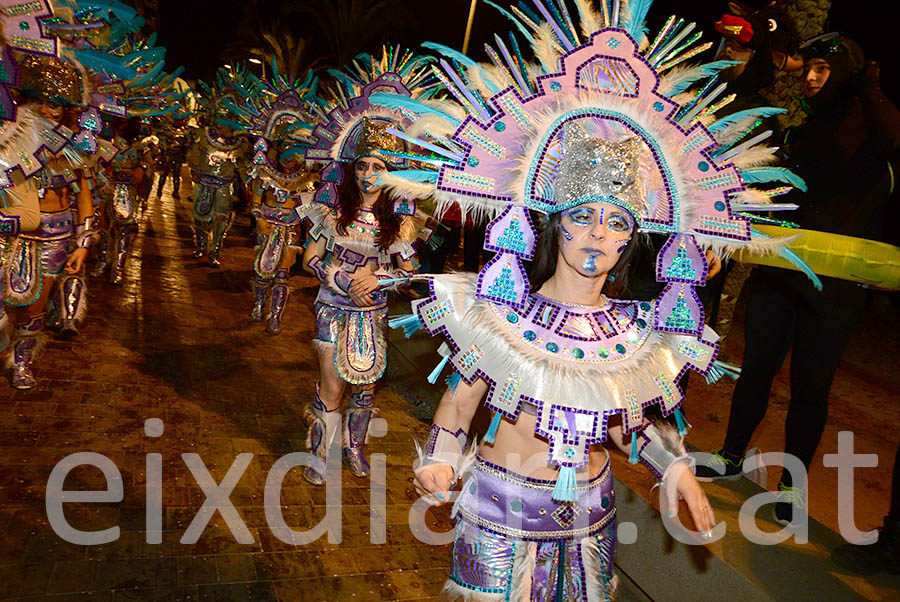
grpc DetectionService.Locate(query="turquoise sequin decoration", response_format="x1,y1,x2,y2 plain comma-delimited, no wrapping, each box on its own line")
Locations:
485,265,519,303
495,218,528,254
665,296,697,331
665,247,697,280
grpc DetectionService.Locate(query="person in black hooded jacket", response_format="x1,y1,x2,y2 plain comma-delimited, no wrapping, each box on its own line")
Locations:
696,34,900,528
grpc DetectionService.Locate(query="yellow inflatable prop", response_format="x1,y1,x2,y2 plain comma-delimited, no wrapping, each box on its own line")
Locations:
736,225,900,290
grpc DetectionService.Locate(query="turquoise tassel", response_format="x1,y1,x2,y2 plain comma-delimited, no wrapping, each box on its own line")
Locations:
427,356,450,384
484,411,503,444
707,359,742,384
445,371,462,393
629,432,639,465
674,409,688,437
387,314,422,338
552,465,578,502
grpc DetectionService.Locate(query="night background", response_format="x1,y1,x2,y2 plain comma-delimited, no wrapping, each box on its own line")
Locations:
154,0,898,103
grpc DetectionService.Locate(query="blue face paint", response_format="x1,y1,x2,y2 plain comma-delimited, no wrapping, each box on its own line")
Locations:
583,253,599,273
560,222,574,244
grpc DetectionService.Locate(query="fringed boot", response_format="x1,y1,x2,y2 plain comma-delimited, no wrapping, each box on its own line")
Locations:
266,269,289,335
343,385,376,477
303,387,340,486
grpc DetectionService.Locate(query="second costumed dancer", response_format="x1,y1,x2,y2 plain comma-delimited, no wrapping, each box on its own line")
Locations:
300,48,437,484
376,0,817,599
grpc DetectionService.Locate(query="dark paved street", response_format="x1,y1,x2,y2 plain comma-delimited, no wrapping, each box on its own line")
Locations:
0,178,451,601
0,175,896,601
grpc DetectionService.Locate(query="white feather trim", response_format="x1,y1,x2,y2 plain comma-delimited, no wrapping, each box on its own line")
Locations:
533,22,562,73
730,145,779,169
508,541,538,602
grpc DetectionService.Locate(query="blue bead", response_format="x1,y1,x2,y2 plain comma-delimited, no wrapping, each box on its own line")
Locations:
615,344,626,354
601,495,609,509
546,342,558,353
468,156,479,167
640,302,651,311
524,330,536,341
572,348,584,359
507,313,519,323
714,201,726,211
636,318,646,328
550,81,562,91
510,499,523,512
698,161,709,172
494,121,506,132
19,21,29,30
653,101,664,112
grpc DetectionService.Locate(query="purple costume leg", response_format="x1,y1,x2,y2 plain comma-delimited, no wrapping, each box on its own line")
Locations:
343,383,375,477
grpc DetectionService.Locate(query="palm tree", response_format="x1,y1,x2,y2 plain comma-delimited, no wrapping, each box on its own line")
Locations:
285,0,417,68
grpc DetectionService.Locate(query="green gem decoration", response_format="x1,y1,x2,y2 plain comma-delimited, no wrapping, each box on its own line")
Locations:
507,313,519,323
601,496,609,509
615,344,626,354
494,121,506,132
598,347,609,358
572,348,584,359
640,302,651,311
524,330,536,341
546,342,559,353
510,499,523,512
698,161,709,172
635,318,646,328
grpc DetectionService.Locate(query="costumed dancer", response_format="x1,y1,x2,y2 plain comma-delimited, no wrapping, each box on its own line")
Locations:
155,117,189,200
374,1,818,598
219,63,322,334
248,151,316,334
187,68,251,267
0,40,44,353
300,46,437,484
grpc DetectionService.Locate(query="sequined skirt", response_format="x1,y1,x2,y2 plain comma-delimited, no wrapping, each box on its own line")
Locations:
5,210,74,306
192,174,233,222
447,457,616,601
314,300,389,385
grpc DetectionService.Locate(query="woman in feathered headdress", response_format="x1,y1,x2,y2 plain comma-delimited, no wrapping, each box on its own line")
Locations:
299,47,438,485
371,0,818,598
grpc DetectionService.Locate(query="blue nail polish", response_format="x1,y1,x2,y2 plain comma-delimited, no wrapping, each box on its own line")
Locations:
437,493,445,501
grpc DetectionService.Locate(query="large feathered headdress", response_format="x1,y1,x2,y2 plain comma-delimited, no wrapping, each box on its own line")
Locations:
303,45,444,215
372,0,816,336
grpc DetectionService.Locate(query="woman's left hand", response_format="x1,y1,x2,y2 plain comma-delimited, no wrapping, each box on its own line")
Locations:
350,274,379,297
667,460,717,534
65,248,88,274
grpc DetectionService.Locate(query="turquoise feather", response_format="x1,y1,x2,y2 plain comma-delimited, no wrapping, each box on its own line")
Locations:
483,0,536,42
663,60,741,96
751,227,822,291
368,92,460,124
709,107,786,133
739,167,808,192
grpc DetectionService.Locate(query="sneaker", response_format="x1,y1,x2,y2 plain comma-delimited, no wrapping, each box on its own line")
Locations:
773,483,807,526
695,450,744,482
832,518,900,575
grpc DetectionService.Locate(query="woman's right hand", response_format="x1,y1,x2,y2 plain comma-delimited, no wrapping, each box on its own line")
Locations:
414,463,455,504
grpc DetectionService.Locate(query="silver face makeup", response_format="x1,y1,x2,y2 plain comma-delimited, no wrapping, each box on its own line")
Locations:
557,201,635,278
355,157,386,194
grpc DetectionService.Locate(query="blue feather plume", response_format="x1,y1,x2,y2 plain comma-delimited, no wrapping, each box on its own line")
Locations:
739,167,807,192
623,0,654,40
662,60,741,96
422,42,501,94
368,92,461,125
708,107,786,133
484,0,536,42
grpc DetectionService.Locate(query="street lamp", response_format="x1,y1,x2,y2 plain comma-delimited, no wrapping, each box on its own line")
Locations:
248,54,266,79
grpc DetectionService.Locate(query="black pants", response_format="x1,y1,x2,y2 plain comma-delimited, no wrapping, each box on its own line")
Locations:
722,268,867,486
419,224,462,274
157,164,181,196
891,442,900,520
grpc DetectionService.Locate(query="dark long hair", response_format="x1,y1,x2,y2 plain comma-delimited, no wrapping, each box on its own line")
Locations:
528,211,646,299
335,161,402,250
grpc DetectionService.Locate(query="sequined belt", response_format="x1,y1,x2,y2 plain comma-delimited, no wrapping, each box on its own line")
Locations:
456,456,615,542
21,210,75,242
195,172,232,188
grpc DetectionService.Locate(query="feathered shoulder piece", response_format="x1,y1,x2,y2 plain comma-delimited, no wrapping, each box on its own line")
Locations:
372,0,818,335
